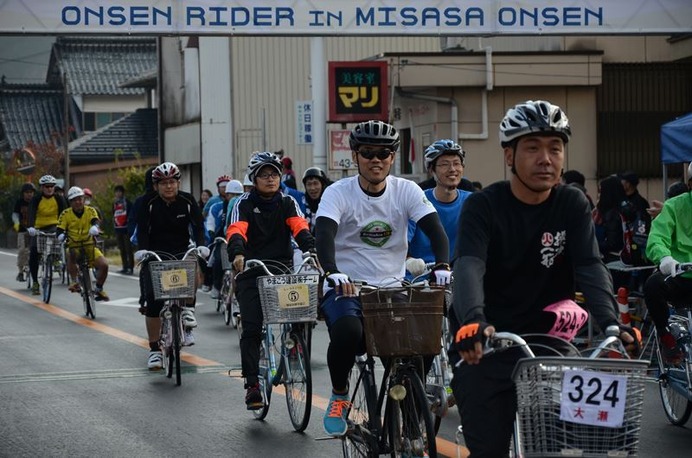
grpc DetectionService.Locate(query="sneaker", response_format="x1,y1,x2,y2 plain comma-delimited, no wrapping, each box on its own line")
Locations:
323,391,351,436
68,282,82,293
16,272,25,282
125,268,134,275
659,331,684,365
94,287,110,301
210,287,220,299
147,351,163,370
117,268,128,274
183,329,195,346
31,282,40,295
181,307,198,328
201,285,212,293
245,383,264,410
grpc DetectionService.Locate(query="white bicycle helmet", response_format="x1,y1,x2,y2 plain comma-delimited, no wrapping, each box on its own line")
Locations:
424,140,465,170
499,100,571,147
243,174,253,187
247,152,282,183
38,174,57,186
66,186,85,201
152,162,181,183
349,120,400,152
225,180,244,194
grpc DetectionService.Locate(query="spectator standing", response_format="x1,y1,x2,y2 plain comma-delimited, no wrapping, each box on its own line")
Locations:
12,183,36,281
199,189,213,212
562,169,595,209
619,170,651,229
281,157,298,189
593,175,627,263
113,184,134,274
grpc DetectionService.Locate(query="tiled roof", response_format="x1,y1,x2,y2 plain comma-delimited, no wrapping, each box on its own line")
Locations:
68,108,158,164
0,83,65,152
48,37,156,96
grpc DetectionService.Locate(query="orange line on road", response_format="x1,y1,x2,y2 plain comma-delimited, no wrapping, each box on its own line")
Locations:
1,286,465,456
0,286,220,367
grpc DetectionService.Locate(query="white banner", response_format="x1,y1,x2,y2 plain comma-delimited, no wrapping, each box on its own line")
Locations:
0,1,690,35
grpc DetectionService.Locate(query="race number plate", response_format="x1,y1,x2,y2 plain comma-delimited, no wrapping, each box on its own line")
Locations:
560,369,627,428
160,269,188,291
277,284,310,309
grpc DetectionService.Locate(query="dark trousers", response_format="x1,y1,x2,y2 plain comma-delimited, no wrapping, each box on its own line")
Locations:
115,230,134,270
235,269,264,387
644,271,692,332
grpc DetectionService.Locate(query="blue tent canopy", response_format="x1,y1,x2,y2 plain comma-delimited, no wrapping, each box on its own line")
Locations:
661,112,692,164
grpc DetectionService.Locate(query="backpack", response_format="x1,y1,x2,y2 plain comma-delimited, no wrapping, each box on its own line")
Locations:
619,200,651,266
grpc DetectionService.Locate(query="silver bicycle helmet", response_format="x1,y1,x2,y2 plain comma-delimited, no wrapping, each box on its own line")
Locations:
247,152,282,182
66,186,85,201
152,162,181,183
499,100,571,146
424,140,465,170
38,174,57,186
349,120,400,152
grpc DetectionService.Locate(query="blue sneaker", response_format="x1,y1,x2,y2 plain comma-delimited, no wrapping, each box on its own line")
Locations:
323,391,350,436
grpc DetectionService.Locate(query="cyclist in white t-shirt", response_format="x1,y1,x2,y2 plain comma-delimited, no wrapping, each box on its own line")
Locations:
315,120,453,436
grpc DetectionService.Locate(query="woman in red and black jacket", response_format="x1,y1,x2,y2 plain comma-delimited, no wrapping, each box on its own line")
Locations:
226,151,314,411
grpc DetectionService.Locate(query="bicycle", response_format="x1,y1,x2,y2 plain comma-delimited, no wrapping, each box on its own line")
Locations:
653,262,692,426
36,231,62,303
140,247,199,386
67,240,98,319
341,284,445,458
455,326,648,457
240,257,319,432
210,237,240,327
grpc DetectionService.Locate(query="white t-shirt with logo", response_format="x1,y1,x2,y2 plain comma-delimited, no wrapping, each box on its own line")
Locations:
317,175,436,286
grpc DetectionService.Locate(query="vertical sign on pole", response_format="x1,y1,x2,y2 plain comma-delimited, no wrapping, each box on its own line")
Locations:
296,100,314,145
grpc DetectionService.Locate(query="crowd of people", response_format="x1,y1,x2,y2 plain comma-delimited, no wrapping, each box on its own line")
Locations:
11,99,692,456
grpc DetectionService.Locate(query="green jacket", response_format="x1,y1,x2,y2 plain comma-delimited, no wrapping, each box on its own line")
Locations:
646,191,692,278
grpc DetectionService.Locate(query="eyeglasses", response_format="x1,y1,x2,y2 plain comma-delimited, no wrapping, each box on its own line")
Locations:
257,172,280,180
358,149,392,160
435,161,464,170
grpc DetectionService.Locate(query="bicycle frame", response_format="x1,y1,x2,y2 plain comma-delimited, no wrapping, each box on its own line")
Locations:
69,241,97,319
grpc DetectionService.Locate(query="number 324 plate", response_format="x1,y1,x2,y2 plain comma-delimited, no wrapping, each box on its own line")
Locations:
559,369,627,428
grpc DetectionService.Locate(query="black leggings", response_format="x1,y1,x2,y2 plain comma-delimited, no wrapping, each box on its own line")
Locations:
644,271,692,333
235,269,264,387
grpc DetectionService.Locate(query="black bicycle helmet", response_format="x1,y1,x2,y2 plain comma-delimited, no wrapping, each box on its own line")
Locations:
424,140,465,170
499,100,571,147
302,167,329,186
349,120,400,152
21,183,36,193
247,151,282,183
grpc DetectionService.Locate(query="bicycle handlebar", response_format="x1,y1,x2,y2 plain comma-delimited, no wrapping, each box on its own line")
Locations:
137,246,199,264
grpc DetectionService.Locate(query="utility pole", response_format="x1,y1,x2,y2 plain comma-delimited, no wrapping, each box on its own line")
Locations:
63,71,69,188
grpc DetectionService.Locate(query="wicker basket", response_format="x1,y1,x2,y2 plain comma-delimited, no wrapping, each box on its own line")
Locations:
257,273,319,323
512,356,648,457
360,286,445,357
149,260,198,300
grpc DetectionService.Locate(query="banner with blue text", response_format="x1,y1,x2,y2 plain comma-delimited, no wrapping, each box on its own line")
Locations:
1,1,690,35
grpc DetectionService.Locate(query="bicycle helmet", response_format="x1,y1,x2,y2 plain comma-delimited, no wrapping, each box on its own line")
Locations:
225,179,244,195
424,140,465,170
21,183,36,193
216,174,232,186
246,151,282,183
152,162,181,183
38,175,57,186
349,120,400,152
302,167,329,186
82,187,93,197
499,100,571,147
67,186,85,201
243,174,253,187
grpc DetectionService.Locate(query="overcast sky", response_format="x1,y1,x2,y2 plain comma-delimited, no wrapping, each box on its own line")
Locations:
0,36,55,84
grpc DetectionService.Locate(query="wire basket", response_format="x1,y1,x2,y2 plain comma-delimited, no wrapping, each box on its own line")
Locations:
360,286,445,357
149,260,198,300
512,356,648,457
257,273,319,323
36,233,63,257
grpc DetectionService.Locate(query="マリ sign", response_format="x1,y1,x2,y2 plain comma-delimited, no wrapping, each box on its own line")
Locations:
328,61,388,123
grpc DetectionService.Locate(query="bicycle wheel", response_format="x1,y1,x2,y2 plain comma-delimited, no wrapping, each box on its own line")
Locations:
342,360,379,458
42,255,53,303
221,272,233,325
388,368,437,458
80,263,95,319
253,328,272,420
25,267,32,290
656,329,692,425
284,327,312,432
426,355,447,435
172,306,182,386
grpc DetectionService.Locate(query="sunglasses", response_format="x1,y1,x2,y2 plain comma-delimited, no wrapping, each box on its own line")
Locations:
358,149,392,160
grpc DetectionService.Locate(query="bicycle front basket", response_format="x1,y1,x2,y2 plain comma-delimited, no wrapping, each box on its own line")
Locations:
149,260,198,300
512,356,648,457
360,286,445,357
36,233,62,257
257,273,319,323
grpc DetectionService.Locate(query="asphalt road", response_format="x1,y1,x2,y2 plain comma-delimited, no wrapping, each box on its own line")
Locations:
0,247,691,457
